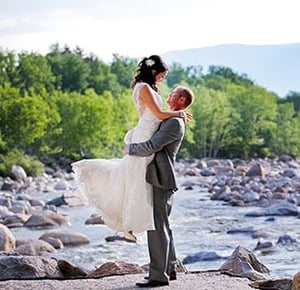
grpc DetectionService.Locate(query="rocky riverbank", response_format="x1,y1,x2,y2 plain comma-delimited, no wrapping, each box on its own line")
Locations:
0,272,259,290
0,156,300,289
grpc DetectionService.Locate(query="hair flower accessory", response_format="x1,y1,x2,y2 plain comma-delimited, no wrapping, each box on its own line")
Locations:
145,59,155,67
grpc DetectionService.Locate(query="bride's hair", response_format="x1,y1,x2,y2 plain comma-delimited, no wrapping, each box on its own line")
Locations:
131,55,168,92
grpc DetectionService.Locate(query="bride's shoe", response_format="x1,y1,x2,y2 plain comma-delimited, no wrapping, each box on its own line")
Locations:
124,231,137,242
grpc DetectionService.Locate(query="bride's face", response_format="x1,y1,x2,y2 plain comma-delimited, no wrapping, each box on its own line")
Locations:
154,71,168,83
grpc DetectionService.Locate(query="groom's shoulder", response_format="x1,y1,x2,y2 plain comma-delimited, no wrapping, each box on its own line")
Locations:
161,116,183,126
159,117,184,133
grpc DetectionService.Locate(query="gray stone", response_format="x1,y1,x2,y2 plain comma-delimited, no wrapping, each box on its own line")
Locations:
219,246,270,281
0,252,63,280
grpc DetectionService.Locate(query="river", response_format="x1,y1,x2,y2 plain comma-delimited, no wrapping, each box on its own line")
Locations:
10,175,300,279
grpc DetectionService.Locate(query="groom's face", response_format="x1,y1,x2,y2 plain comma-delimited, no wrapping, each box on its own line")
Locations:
167,87,186,111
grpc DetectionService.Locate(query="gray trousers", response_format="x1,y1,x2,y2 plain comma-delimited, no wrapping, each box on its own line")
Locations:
147,186,176,282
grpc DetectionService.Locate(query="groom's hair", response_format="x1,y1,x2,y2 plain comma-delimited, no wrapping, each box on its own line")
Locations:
178,86,194,108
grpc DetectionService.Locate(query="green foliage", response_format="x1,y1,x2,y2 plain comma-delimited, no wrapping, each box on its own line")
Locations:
166,62,188,87
52,89,115,159
0,50,17,85
0,149,44,177
0,45,300,177
207,66,254,87
47,45,91,93
14,52,55,94
225,85,277,158
189,87,232,158
281,91,300,112
0,84,51,150
84,54,121,96
271,103,300,156
110,54,137,88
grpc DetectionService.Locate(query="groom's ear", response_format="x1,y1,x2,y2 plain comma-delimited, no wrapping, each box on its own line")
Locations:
178,97,186,108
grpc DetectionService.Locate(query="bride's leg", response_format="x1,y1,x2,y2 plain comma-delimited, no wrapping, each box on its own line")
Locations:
124,230,137,242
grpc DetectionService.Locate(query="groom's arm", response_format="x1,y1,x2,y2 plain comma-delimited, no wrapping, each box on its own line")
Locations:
126,118,184,157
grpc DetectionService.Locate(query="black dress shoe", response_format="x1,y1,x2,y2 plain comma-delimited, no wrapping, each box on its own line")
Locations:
144,271,176,281
169,271,177,280
136,280,169,288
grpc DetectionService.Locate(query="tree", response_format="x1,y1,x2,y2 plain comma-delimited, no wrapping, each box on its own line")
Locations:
0,50,17,86
110,54,137,88
189,87,232,158
226,85,277,158
47,46,91,93
85,54,121,97
282,91,300,112
53,89,115,159
165,62,187,87
14,52,55,94
0,84,51,151
271,103,300,156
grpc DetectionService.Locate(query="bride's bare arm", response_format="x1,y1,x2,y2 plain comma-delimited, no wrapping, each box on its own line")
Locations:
139,84,192,122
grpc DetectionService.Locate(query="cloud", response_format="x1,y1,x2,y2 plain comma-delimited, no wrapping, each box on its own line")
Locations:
1,0,300,61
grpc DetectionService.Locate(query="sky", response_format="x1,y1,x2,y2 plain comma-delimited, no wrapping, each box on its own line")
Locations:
1,0,300,62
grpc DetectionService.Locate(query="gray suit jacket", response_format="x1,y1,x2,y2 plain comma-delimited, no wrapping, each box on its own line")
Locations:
129,117,185,191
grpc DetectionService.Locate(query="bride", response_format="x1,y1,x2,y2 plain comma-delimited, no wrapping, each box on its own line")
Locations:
72,55,191,241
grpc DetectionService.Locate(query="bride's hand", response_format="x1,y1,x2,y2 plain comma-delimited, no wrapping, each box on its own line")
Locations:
185,111,193,122
180,110,193,123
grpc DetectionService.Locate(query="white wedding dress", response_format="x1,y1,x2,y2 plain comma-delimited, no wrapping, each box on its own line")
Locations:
72,82,162,233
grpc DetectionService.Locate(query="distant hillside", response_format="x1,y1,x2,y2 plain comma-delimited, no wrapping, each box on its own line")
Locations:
162,43,300,97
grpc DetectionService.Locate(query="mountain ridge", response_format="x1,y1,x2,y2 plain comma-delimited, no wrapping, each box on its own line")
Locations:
162,43,300,97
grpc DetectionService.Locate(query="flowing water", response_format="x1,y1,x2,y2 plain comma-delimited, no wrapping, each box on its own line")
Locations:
10,175,300,279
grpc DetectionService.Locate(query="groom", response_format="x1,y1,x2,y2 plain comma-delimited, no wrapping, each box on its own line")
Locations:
125,85,194,287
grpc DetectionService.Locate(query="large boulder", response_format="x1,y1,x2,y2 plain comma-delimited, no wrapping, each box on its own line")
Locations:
0,252,63,280
0,224,16,251
219,246,270,281
11,165,27,181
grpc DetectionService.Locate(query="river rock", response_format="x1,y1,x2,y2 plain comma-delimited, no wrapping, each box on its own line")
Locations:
292,271,300,290
11,165,27,181
85,214,105,225
245,202,299,217
0,224,16,251
219,245,270,280
39,236,64,249
46,195,67,207
245,163,266,177
39,229,90,246
8,204,29,214
24,209,70,227
15,239,56,256
254,240,274,251
251,278,292,290
0,252,63,280
57,259,87,278
182,251,224,264
54,180,68,190
279,154,294,162
3,213,29,227
88,261,144,278
1,179,15,191
276,234,297,245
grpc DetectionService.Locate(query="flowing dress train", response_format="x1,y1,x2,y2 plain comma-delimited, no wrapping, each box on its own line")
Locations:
72,82,162,233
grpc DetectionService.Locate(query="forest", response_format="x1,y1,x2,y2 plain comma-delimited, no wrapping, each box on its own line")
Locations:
0,44,300,177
